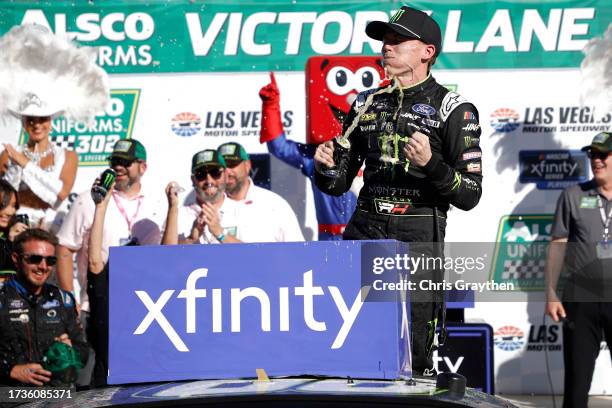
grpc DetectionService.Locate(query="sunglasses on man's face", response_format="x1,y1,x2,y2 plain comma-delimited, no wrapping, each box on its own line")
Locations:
194,167,224,181
586,150,611,161
110,157,136,168
21,253,57,267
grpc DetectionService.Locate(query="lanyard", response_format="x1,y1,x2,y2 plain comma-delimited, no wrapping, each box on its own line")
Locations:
597,195,612,242
112,192,143,231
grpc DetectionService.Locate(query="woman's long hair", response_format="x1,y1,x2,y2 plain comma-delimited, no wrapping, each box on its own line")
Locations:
0,179,19,221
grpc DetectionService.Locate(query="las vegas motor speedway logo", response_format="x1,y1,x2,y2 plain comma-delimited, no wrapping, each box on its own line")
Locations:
494,325,525,351
494,325,564,352
171,112,201,137
490,106,611,134
490,108,520,132
170,110,294,138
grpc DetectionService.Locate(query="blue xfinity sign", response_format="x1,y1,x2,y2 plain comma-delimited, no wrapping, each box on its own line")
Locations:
108,240,411,384
518,150,588,189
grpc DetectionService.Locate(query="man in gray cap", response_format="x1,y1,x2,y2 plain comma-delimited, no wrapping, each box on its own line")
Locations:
312,6,483,376
546,132,612,408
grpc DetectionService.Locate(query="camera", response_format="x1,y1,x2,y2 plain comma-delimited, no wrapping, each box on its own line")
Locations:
15,214,29,227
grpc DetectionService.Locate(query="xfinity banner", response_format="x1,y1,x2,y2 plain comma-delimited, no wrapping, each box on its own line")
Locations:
1,0,609,72
108,241,411,384
519,150,589,189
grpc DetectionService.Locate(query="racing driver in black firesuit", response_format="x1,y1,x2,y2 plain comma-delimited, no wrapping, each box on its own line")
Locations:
314,6,483,376
0,229,87,386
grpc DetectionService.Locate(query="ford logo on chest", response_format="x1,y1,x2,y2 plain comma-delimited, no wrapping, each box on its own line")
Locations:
412,104,436,116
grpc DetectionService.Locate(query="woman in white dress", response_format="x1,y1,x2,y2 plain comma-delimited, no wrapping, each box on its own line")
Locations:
0,24,109,231
0,100,78,230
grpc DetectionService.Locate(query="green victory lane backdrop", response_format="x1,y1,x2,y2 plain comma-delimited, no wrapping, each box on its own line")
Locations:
489,214,554,291
1,0,609,73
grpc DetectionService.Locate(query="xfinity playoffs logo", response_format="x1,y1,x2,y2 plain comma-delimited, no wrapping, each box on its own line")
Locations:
529,160,577,177
133,269,367,352
519,150,588,189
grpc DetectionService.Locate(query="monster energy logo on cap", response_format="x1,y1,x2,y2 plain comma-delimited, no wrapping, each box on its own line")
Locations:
365,6,442,57
390,9,405,24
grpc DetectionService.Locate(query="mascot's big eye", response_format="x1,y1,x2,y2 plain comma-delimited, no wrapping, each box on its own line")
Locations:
354,67,381,92
326,66,354,95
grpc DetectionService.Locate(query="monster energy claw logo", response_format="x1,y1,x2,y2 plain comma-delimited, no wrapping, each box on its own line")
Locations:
451,172,461,191
390,9,405,23
101,169,116,189
378,133,411,171
104,172,114,186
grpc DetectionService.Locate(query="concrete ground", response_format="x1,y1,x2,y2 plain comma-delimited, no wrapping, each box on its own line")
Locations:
500,395,612,407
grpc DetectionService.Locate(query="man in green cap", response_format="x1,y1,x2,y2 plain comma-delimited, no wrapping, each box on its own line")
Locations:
545,132,612,408
163,149,242,244
217,141,304,242
55,138,166,386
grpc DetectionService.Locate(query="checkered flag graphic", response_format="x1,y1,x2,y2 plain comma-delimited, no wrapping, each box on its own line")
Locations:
51,135,77,150
502,259,546,280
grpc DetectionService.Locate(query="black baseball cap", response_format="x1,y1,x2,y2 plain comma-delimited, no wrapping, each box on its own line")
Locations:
218,142,250,164
366,6,442,57
192,149,227,173
108,139,147,161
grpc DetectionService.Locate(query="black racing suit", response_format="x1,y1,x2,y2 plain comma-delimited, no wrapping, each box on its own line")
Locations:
315,74,483,374
0,278,88,386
